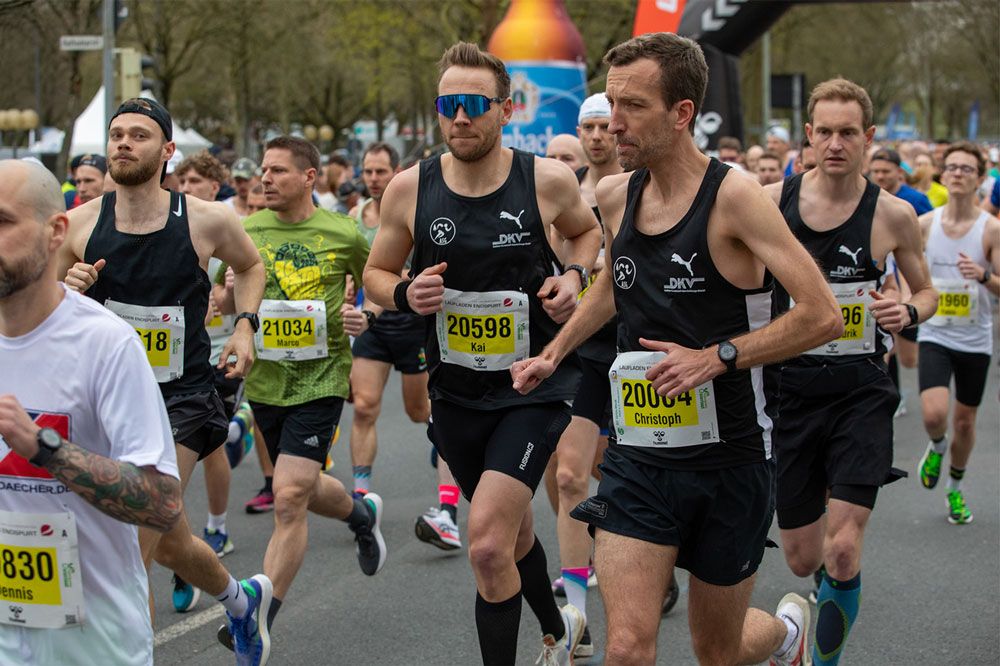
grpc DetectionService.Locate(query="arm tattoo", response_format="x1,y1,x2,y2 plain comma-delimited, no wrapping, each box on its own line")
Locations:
43,441,181,532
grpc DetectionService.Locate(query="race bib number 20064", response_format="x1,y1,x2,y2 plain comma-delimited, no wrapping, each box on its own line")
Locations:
609,351,720,448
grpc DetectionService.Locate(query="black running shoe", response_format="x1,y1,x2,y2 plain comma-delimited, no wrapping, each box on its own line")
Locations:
350,492,387,575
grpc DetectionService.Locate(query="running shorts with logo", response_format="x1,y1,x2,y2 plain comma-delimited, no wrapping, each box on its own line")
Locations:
918,342,991,407
773,359,903,528
429,400,571,500
251,397,345,465
572,446,774,586
351,310,428,374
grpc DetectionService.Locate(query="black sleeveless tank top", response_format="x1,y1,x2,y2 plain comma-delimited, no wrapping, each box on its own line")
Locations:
84,191,213,397
574,166,617,364
774,174,889,366
612,159,773,469
410,149,579,409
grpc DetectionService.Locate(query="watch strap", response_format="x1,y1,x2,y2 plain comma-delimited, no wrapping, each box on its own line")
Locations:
235,312,260,332
565,264,588,291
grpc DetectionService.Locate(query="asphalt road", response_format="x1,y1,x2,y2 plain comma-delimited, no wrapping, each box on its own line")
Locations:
154,351,999,665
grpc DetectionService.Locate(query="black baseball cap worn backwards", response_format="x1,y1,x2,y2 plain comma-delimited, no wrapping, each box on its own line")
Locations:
110,97,173,142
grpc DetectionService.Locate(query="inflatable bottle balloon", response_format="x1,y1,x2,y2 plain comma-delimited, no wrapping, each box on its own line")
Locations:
487,0,587,156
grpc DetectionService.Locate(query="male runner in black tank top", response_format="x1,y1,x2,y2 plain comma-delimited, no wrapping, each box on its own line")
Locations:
763,79,936,666
364,42,602,665
543,91,642,658
512,34,843,666
56,99,273,661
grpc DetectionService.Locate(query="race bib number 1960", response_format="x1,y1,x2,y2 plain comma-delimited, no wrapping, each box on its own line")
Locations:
927,277,978,327
436,289,529,371
0,510,84,629
609,351,720,448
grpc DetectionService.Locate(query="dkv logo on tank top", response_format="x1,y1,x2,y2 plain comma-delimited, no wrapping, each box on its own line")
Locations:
664,252,706,293
493,208,532,249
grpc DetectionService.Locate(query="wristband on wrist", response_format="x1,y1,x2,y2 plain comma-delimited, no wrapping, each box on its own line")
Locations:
393,280,415,313
362,309,377,329
979,267,992,284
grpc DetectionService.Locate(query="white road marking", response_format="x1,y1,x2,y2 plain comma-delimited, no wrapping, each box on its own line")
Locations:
154,605,226,647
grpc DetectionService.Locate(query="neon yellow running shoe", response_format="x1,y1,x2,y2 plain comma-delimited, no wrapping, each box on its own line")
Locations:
918,444,943,489
947,490,973,525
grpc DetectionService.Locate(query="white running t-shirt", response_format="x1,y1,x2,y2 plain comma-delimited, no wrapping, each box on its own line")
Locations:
0,286,178,666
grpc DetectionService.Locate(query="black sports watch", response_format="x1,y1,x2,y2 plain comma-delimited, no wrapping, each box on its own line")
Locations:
235,312,260,333
362,309,378,330
978,267,992,284
565,264,589,291
903,303,919,329
30,427,63,468
717,340,739,373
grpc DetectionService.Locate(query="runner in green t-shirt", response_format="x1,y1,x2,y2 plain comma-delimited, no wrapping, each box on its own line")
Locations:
215,137,386,664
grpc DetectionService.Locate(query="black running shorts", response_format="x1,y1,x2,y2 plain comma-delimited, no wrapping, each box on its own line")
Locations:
166,390,230,460
251,397,344,465
772,359,904,529
918,341,991,407
351,311,428,374
571,355,612,434
571,447,775,586
429,399,571,500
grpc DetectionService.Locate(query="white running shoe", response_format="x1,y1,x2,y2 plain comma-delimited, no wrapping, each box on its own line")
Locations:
770,593,812,666
536,604,585,665
414,507,462,550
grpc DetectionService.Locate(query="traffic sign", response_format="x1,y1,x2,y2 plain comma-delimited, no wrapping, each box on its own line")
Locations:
60,35,104,51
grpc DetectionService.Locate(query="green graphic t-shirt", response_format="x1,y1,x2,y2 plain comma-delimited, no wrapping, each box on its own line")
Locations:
229,207,369,406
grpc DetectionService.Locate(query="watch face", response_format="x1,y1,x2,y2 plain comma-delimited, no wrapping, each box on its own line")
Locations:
720,343,737,361
38,428,61,448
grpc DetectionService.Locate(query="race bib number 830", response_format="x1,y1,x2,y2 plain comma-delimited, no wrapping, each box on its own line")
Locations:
1,545,59,605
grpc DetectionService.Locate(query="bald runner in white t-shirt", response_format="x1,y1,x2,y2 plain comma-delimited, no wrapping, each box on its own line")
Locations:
0,159,180,665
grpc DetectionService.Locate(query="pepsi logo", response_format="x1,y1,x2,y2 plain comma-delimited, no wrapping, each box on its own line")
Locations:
503,298,513,307
40,524,53,536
